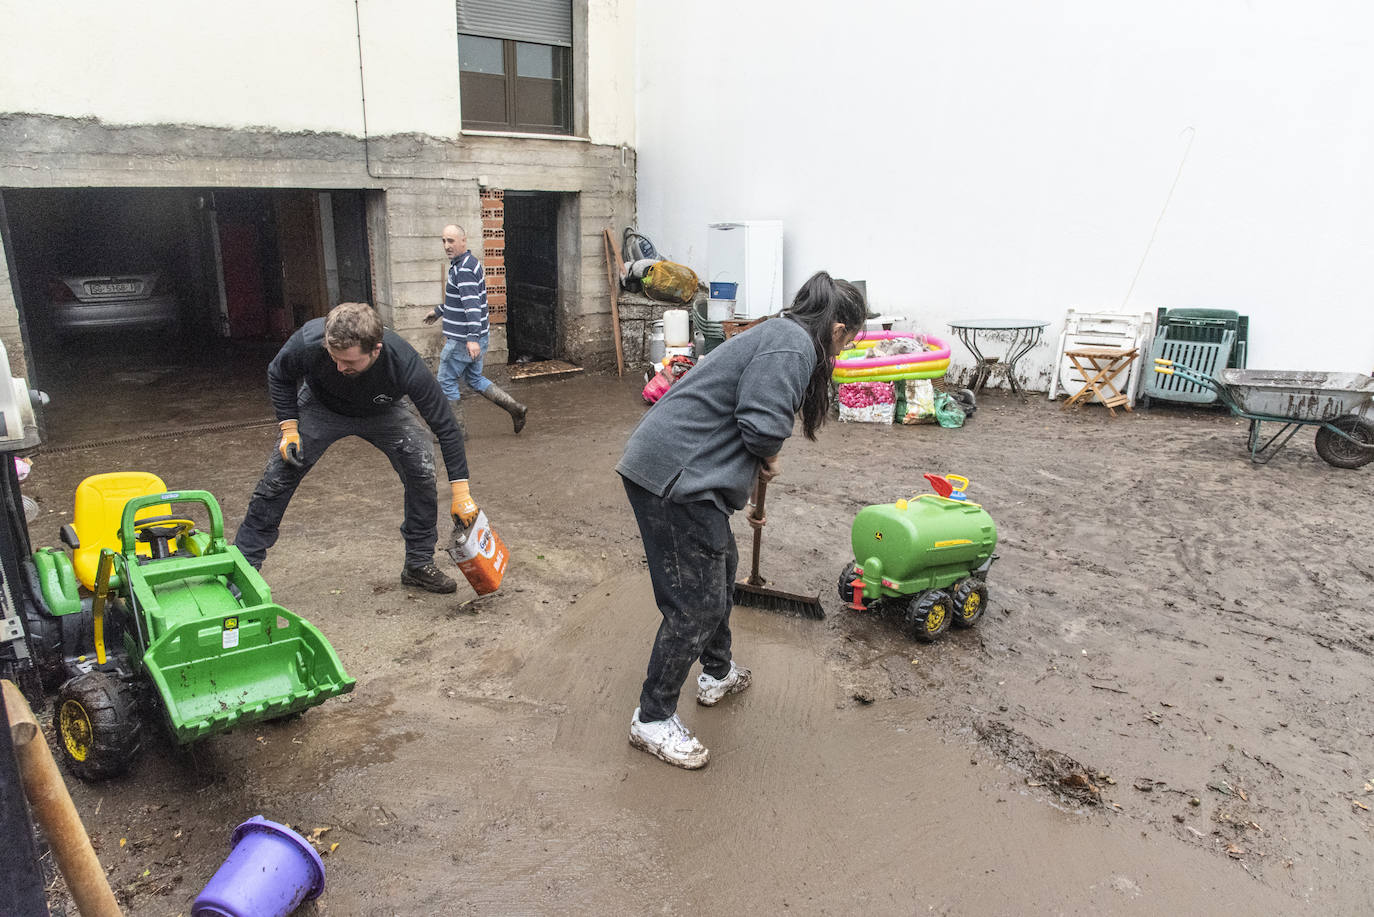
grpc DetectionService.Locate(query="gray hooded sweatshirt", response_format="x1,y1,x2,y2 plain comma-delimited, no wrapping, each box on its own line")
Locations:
616,315,817,514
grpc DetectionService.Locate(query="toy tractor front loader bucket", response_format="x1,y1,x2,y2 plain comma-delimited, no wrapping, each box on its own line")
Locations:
115,491,355,744
143,603,355,743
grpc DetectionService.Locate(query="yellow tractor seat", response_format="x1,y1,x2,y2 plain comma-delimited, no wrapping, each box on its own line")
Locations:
70,472,173,591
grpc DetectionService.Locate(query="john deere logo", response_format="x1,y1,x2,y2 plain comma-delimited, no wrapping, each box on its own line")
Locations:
874,532,883,541
223,617,239,630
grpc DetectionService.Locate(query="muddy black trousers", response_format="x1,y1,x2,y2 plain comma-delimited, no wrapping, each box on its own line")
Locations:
623,477,739,722
235,395,439,570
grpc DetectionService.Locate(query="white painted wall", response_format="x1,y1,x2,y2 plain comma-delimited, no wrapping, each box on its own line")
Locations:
587,0,636,146
0,0,633,145
636,1,1374,380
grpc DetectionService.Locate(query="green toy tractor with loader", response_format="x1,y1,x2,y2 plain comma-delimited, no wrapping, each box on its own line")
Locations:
26,472,354,779
838,474,998,642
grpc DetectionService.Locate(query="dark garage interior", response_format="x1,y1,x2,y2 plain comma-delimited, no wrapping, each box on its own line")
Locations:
503,192,561,364
0,187,372,447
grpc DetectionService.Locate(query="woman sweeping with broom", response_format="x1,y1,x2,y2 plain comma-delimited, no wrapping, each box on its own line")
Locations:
616,271,866,769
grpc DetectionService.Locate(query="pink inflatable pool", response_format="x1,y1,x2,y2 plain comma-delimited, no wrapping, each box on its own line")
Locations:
834,332,951,369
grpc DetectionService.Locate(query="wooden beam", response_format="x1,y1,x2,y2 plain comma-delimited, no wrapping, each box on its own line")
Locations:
602,228,625,376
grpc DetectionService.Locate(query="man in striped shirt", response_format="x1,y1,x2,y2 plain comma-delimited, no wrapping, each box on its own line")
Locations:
424,224,528,435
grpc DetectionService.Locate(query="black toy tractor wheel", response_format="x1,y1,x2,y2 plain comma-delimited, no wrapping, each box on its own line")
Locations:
838,562,859,603
907,590,953,643
54,672,142,781
950,579,989,629
1315,415,1374,469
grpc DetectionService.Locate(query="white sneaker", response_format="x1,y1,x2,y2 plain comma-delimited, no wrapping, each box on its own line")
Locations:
629,708,709,769
696,661,752,707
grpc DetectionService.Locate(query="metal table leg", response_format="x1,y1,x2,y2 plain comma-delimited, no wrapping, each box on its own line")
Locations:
954,327,992,393
1001,326,1045,400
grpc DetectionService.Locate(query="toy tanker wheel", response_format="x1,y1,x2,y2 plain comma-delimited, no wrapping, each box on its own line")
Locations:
54,671,142,781
906,590,952,643
950,579,989,629
1314,415,1374,469
838,562,859,603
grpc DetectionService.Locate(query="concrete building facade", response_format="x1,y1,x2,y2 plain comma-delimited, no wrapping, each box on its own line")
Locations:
0,0,636,382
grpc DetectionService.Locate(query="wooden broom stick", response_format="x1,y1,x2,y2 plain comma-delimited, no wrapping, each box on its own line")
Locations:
3,680,122,917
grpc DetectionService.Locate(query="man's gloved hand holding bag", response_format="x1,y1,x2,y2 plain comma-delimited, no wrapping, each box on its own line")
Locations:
451,480,479,528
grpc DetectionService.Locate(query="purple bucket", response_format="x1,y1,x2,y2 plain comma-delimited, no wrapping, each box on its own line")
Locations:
192,816,326,917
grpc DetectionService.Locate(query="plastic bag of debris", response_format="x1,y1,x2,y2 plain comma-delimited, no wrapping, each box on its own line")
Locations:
837,382,895,423
900,379,938,424
642,261,700,304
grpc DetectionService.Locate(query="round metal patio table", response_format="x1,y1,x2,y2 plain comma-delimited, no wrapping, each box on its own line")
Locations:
948,319,1050,399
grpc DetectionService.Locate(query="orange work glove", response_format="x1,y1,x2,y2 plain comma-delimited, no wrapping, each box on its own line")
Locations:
450,480,479,528
278,419,304,468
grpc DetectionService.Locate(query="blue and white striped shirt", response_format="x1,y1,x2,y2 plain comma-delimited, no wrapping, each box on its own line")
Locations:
437,250,489,343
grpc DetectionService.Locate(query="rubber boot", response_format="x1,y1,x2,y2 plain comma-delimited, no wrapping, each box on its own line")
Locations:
449,400,467,439
480,383,527,434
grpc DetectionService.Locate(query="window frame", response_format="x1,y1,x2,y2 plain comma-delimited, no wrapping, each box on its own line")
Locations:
459,35,572,136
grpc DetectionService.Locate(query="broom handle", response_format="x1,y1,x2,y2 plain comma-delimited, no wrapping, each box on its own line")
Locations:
748,479,768,585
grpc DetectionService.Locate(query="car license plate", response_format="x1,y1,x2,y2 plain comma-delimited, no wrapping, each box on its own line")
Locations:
87,281,139,295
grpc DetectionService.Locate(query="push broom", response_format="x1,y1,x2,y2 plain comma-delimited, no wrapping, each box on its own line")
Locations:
733,479,824,618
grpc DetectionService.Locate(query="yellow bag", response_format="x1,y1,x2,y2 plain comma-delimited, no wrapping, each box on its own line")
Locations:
641,260,700,304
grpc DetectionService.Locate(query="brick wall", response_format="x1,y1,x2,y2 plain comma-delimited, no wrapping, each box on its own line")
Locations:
480,189,506,325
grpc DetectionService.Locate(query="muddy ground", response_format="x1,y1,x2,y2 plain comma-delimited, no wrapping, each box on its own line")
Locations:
19,352,1374,915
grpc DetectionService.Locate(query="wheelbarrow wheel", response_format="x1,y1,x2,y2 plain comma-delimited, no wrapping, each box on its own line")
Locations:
950,579,989,628
906,590,952,643
54,671,142,781
1315,415,1374,469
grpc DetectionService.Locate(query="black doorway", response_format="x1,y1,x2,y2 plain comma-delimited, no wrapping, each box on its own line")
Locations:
503,192,560,362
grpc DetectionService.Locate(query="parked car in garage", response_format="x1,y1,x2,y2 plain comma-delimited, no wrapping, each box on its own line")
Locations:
47,270,179,337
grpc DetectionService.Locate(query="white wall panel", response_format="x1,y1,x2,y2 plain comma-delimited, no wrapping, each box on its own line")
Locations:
635,0,1374,377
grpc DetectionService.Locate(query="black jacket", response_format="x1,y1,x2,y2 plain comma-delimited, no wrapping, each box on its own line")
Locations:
268,319,469,481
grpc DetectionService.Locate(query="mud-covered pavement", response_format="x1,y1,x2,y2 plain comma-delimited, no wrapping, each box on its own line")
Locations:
22,366,1374,915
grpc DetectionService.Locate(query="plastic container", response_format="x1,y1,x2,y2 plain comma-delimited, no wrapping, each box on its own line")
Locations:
192,816,325,917
662,309,691,346
710,281,738,300
706,299,734,322
647,321,665,364
447,511,508,596
691,299,726,355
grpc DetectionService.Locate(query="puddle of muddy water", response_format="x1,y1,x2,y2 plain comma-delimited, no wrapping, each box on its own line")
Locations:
289,573,1297,915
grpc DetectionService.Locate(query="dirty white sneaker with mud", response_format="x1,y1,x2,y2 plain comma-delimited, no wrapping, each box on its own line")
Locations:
629,708,709,769
696,661,752,706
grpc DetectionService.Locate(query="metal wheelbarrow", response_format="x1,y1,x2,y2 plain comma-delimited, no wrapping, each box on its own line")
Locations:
1152,359,1374,467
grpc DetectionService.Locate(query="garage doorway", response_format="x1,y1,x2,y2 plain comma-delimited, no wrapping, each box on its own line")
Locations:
0,187,372,446
210,189,362,340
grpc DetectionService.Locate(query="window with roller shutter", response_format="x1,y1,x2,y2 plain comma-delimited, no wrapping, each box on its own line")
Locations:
457,0,572,135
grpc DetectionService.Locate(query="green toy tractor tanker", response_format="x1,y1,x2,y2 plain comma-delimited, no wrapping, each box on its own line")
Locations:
838,474,998,642
26,474,354,779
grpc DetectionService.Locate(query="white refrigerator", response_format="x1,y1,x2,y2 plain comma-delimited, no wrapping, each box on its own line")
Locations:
707,221,784,320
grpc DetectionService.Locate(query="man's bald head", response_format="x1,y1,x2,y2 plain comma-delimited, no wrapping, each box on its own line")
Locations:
442,225,468,260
